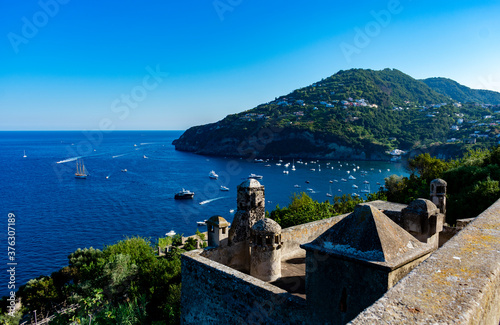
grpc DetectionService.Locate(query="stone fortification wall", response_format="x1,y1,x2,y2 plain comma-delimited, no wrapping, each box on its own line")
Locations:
350,198,500,325
280,213,348,259
199,213,349,265
181,250,308,324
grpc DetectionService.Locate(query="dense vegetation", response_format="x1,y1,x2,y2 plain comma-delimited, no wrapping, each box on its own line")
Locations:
0,235,202,325
422,77,500,105
384,146,500,224
268,191,387,228
174,68,500,159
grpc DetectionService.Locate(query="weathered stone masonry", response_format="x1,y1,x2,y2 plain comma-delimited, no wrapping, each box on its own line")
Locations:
350,197,500,325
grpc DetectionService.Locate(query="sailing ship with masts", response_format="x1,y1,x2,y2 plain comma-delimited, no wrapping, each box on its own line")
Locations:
75,160,88,179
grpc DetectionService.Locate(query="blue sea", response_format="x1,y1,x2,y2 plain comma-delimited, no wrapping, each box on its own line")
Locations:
0,131,409,296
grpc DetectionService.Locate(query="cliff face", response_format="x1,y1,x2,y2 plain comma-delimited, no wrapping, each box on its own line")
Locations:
173,124,388,160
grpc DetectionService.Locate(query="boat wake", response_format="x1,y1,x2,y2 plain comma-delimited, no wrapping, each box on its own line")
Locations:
56,156,82,164
112,152,133,158
199,196,229,205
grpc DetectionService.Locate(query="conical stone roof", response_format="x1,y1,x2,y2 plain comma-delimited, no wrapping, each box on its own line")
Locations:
302,204,433,269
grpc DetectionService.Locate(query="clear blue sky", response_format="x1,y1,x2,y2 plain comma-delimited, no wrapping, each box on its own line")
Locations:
1,0,499,130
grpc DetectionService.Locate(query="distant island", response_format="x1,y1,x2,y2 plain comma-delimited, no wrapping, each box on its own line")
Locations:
173,68,500,160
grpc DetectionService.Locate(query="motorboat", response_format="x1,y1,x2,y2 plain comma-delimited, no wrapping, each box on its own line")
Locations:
348,175,356,180
220,186,229,191
165,230,176,236
174,189,195,200
248,174,263,180
209,170,218,179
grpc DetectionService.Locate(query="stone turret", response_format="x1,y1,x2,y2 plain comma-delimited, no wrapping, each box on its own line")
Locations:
228,179,265,244
206,216,230,248
227,179,265,271
430,178,447,214
250,218,282,282
401,199,444,249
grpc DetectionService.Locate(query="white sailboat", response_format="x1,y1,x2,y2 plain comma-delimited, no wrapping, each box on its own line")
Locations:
75,160,88,179
23,150,27,158
291,159,296,171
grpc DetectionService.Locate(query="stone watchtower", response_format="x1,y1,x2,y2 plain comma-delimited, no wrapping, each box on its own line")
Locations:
430,178,447,214
301,205,434,324
206,215,230,248
250,218,283,282
401,199,444,249
227,179,265,271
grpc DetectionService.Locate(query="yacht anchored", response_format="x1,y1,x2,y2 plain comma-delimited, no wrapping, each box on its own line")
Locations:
248,173,263,180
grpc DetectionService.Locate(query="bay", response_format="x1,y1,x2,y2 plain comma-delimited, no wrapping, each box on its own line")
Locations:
0,131,409,296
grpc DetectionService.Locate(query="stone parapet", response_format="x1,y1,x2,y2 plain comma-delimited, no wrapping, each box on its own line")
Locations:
181,249,308,324
280,213,349,259
350,198,500,325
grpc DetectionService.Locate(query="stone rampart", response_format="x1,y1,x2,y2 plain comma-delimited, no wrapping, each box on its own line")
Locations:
181,249,308,324
280,213,348,259
350,198,500,325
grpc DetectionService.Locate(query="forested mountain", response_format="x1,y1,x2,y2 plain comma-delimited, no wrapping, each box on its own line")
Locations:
422,77,500,105
173,69,500,160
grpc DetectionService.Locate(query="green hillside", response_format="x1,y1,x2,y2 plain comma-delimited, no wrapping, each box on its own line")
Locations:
173,69,500,160
422,77,500,104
